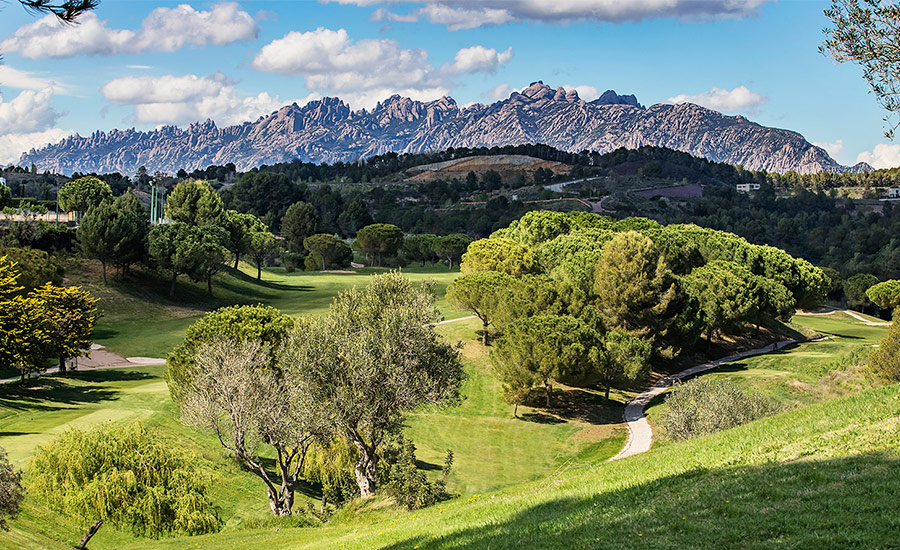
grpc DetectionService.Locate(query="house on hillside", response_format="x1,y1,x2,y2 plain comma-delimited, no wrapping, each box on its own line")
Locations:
736,183,761,193
889,187,900,199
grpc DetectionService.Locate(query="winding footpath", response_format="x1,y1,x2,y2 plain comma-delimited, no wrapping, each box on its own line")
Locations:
610,339,797,461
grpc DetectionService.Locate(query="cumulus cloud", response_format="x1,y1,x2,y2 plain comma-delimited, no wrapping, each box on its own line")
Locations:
0,88,62,134
101,74,288,126
813,139,845,159
0,88,71,164
444,46,513,74
483,83,512,101
856,144,900,169
251,27,513,109
0,128,74,165
667,85,767,114
371,7,419,23
327,0,770,29
0,2,258,59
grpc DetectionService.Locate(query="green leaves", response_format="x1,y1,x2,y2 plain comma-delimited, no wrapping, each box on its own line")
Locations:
57,176,111,214
165,179,224,227
866,279,900,310
461,237,538,277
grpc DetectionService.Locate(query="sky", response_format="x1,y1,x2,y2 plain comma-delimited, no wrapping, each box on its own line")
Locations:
0,0,897,169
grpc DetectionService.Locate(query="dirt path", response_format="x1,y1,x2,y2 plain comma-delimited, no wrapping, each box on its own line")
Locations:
610,339,797,461
1,344,164,384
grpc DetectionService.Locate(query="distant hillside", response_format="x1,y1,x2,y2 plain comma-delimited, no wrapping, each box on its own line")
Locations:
20,81,865,176
403,155,570,183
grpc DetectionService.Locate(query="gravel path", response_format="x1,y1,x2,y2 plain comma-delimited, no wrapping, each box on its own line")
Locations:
610,339,797,461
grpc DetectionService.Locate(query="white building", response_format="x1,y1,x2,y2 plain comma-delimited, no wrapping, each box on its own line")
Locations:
736,183,761,193
889,187,900,199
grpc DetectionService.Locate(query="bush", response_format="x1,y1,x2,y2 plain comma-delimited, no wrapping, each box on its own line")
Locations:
660,378,780,440
868,312,900,383
0,445,22,530
381,437,453,510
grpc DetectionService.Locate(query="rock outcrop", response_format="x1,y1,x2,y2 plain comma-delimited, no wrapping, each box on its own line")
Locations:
20,81,861,175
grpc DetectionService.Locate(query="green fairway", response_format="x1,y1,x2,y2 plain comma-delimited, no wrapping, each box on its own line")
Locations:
70,261,467,358
645,311,890,434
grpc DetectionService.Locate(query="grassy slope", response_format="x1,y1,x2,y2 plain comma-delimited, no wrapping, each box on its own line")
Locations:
0,318,624,549
102,384,900,549
73,261,466,359
645,312,889,432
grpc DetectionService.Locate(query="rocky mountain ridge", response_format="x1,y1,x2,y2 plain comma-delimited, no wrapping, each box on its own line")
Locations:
19,81,866,175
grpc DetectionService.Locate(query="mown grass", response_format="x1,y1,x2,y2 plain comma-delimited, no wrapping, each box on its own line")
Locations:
0,316,625,549
23,382,898,550
68,261,466,358
645,311,890,436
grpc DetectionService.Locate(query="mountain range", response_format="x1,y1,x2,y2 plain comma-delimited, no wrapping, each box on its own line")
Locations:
19,81,870,176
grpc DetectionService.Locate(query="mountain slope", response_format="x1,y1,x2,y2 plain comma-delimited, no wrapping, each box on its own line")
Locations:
20,82,860,175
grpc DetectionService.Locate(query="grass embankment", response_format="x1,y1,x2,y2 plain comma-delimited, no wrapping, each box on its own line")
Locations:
0,316,625,549
645,311,889,437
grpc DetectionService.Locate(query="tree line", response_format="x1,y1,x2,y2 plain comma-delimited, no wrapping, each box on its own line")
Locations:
445,211,828,412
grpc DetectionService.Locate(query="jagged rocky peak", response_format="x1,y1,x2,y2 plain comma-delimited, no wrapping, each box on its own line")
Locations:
519,81,554,100
593,90,642,108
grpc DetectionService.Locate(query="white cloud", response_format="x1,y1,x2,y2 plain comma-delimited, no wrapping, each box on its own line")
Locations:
101,74,289,126
417,4,515,30
813,139,845,159
0,2,258,59
856,144,900,169
444,46,513,74
0,88,62,134
667,85,767,114
564,84,599,101
327,0,770,29
371,7,419,23
0,128,74,165
0,65,70,93
484,83,512,101
252,27,512,109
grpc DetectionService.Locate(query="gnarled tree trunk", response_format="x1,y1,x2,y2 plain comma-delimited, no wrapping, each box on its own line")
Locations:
77,519,103,550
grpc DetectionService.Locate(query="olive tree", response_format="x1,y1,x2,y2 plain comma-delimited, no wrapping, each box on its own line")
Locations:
283,272,465,498
445,270,515,345
29,422,219,549
181,338,319,516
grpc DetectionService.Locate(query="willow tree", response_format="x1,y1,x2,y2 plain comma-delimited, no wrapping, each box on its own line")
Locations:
29,423,219,549
284,272,465,498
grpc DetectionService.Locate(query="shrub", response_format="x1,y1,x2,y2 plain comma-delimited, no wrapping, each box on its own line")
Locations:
868,312,900,383
381,437,453,510
0,445,22,530
660,378,780,440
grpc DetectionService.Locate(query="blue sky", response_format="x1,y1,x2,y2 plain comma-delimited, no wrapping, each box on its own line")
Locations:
0,0,895,169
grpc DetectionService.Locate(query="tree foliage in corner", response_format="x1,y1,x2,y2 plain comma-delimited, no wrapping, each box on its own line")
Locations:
823,0,900,138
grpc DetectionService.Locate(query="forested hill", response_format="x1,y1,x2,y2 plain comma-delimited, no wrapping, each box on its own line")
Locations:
20,82,860,176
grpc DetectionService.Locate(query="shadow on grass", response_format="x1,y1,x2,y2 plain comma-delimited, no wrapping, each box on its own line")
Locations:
517,386,624,426
381,453,900,549
227,267,313,293
0,370,154,412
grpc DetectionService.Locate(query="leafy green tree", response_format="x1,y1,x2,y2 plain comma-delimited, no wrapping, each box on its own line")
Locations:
0,445,22,531
0,294,51,380
868,308,900,382
336,196,373,237
503,211,613,247
283,272,464,497
844,273,880,312
446,270,515,345
165,179,224,227
402,234,438,266
57,177,111,221
167,304,295,405
494,274,565,329
248,229,279,281
0,183,11,209
593,231,681,353
822,0,900,138
597,330,652,400
0,247,63,291
433,233,472,269
224,171,303,228
181,338,319,516
354,223,403,266
491,315,598,409
78,193,147,283
30,422,219,549
751,275,795,333
30,283,98,373
148,223,226,297
867,279,900,310
77,200,117,283
222,210,266,268
460,237,537,277
684,261,756,344
303,234,351,270
282,201,318,253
